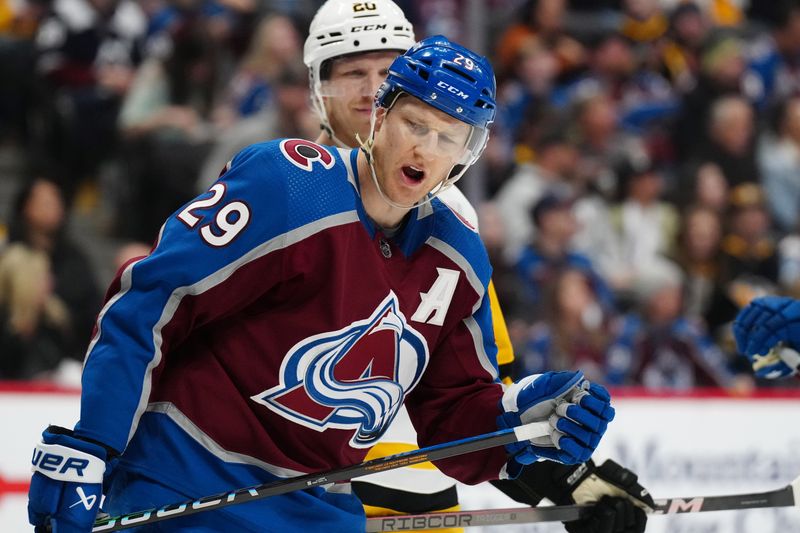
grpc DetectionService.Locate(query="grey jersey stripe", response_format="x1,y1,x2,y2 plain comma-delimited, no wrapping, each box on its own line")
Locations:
147,402,307,479
338,147,358,190
426,237,485,308
463,316,499,381
425,237,496,380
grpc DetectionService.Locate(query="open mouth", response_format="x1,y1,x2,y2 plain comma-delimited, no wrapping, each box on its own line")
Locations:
402,165,425,184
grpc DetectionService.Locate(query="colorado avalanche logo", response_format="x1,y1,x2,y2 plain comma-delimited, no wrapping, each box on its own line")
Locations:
252,293,429,448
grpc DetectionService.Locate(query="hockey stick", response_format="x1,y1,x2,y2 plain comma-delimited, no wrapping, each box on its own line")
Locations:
91,421,550,531
365,474,800,531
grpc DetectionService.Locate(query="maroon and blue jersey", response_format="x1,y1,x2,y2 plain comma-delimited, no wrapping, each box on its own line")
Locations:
75,139,505,528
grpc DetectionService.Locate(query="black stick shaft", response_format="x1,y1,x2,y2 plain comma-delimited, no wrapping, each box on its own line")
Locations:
654,485,797,514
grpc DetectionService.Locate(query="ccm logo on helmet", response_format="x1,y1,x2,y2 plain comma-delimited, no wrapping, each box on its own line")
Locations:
352,24,387,32
436,81,469,100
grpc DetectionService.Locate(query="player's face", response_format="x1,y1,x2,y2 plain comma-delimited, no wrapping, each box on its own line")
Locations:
322,51,399,147
371,96,471,206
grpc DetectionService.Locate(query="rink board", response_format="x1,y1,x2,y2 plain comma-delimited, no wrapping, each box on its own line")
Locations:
2,385,800,532
459,388,800,533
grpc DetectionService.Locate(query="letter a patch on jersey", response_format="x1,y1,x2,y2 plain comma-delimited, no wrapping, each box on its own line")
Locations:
252,293,429,448
411,268,460,326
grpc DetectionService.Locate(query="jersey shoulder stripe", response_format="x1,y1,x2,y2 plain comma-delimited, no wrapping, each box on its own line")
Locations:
427,197,492,288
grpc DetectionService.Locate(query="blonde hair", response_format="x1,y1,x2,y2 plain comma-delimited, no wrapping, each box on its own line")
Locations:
0,244,69,337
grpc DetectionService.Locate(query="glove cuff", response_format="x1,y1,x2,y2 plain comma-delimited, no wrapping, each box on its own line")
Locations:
520,459,597,505
43,426,110,460
32,426,108,483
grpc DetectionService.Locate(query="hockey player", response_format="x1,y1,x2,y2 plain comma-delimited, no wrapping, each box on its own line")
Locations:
28,36,616,532
303,0,515,522
304,2,654,533
734,295,800,379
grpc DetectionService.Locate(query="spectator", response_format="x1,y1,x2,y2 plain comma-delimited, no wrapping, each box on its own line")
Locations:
144,0,238,58
550,32,677,135
0,243,73,379
679,95,759,202
477,200,527,320
494,0,585,83
719,183,779,287
778,233,800,297
32,0,147,199
671,204,724,323
514,190,614,321
6,177,101,357
607,258,737,390
758,96,800,233
569,91,648,201
609,154,679,297
672,33,750,161
516,267,614,383
682,161,729,213
619,0,668,46
211,14,302,130
700,183,781,353
571,169,626,294
494,130,580,262
747,0,800,109
0,0,47,143
657,2,710,93
117,16,223,241
494,36,560,150
197,62,316,191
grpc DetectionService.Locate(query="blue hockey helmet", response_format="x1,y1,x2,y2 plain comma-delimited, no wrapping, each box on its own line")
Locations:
374,35,496,182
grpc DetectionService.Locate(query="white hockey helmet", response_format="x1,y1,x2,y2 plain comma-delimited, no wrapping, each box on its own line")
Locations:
304,0,415,142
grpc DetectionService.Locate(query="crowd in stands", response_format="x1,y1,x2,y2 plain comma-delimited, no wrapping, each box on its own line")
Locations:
0,0,799,392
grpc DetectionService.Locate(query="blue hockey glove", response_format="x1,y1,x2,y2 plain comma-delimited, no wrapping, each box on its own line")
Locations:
29,426,109,533
733,296,800,379
497,371,615,477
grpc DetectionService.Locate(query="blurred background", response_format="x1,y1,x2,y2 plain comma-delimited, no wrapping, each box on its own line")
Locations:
1,0,800,530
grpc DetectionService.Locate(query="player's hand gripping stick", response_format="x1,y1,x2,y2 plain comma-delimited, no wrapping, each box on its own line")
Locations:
497,371,615,477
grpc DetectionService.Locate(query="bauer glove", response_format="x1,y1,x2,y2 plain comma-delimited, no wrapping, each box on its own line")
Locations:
497,371,615,477
29,426,111,533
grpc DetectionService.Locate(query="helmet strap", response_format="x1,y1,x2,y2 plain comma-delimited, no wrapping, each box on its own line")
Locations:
311,72,355,149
